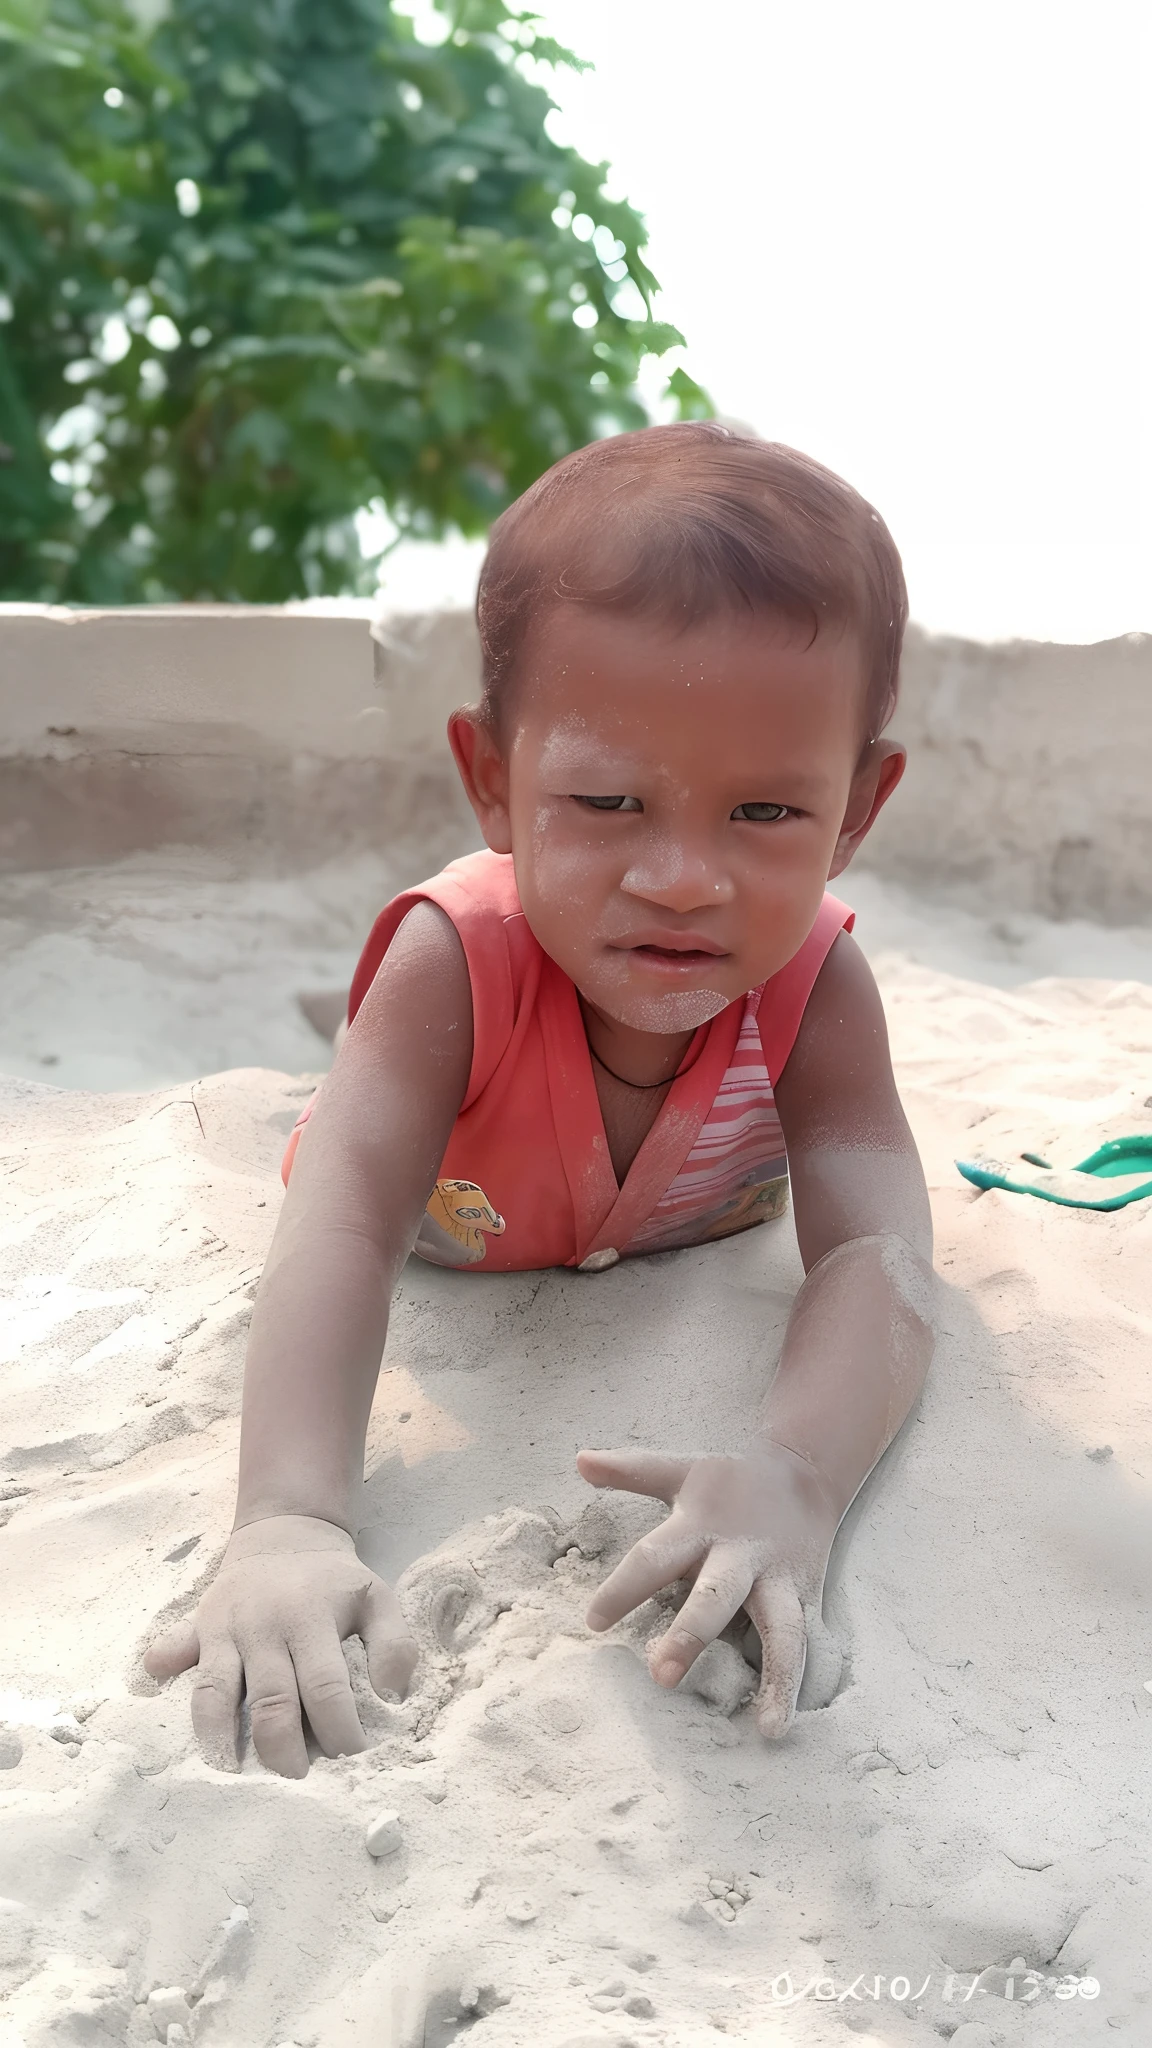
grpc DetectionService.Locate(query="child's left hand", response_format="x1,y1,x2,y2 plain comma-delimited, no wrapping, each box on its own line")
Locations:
576,1442,841,1737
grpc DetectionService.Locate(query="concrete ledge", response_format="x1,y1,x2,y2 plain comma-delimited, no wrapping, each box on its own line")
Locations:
0,604,480,871
870,626,1152,923
1,603,1149,920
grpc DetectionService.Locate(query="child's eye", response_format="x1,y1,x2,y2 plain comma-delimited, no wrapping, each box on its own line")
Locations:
731,802,789,822
573,794,644,813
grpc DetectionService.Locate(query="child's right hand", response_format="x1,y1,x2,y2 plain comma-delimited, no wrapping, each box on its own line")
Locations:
143,1515,417,1779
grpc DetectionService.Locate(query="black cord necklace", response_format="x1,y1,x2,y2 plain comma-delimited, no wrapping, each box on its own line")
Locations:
589,1043,681,1090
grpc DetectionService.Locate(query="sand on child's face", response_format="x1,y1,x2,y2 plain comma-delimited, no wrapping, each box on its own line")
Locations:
501,607,868,1034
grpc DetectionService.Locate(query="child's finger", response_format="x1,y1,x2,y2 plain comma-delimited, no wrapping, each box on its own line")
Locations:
188,1636,243,1772
645,1546,754,1687
745,1576,807,1738
288,1623,369,1761
584,1518,702,1631
143,1617,200,1682
576,1447,692,1503
360,1580,419,1701
241,1641,310,1779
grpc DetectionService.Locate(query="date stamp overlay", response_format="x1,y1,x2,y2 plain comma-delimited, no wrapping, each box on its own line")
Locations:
768,1966,1100,2005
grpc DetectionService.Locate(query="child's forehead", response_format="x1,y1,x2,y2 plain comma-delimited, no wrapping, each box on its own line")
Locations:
523,599,823,664
511,605,869,747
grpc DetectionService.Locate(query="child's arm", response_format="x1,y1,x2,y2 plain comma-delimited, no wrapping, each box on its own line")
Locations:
578,930,935,1733
145,902,474,1777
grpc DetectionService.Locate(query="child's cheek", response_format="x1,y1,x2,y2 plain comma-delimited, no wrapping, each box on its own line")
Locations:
527,804,608,902
531,799,565,865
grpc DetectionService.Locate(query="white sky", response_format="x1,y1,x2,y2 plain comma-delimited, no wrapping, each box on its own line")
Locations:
384,0,1152,644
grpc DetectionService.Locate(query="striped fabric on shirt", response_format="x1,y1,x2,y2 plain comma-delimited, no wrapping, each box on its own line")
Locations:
622,987,789,1255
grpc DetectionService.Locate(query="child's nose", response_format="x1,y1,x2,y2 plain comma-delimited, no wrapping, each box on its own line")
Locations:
620,842,735,912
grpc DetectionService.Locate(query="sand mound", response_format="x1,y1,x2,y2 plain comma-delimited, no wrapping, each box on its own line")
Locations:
2,961,1152,2043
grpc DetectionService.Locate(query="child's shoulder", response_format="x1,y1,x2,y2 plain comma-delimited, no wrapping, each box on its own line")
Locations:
757,893,855,1082
380,846,522,939
349,850,529,1026
423,848,523,920
773,919,897,1124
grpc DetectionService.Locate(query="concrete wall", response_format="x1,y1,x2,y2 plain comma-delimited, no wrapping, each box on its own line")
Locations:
0,604,479,874
2,603,1150,921
873,625,1152,923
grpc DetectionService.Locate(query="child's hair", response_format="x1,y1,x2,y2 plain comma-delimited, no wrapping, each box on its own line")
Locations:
476,421,908,742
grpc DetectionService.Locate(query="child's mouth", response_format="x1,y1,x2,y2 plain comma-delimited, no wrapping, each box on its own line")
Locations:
628,943,728,974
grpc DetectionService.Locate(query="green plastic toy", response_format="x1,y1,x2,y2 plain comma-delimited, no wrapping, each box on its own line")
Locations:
956,1136,1152,1211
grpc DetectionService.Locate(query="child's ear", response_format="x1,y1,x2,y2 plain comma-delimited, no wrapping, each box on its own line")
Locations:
448,708,513,855
828,739,906,878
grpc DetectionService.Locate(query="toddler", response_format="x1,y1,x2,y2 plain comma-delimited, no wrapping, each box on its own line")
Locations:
147,423,935,1777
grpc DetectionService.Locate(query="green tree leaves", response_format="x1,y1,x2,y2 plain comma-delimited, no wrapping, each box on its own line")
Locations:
0,0,710,601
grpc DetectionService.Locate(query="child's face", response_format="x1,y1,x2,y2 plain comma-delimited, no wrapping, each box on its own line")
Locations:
453,606,903,1034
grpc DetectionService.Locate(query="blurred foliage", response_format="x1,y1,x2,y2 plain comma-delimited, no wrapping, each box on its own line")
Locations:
0,0,710,602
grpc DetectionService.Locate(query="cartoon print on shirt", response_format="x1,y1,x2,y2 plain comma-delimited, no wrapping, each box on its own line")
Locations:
415,1178,507,1267
695,1170,791,1242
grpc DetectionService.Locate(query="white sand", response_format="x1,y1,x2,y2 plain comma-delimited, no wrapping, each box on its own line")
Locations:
2,877,1152,2044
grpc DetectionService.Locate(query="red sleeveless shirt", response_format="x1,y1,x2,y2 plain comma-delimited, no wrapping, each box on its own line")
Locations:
284,850,852,1274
